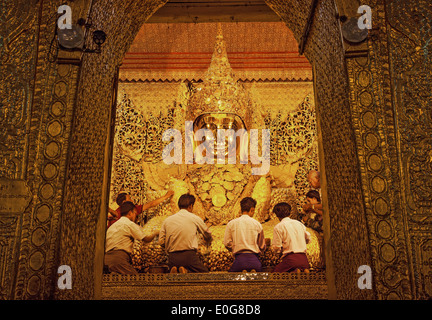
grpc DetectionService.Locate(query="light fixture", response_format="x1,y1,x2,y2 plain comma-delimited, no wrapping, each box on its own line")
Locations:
57,15,106,54
92,30,107,47
57,24,85,50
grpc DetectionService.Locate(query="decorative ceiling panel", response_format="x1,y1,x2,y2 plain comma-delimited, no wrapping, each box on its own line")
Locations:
120,22,313,81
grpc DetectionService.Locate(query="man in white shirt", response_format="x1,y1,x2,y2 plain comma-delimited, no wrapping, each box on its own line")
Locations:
159,194,212,273
104,201,158,274
271,202,311,273
224,197,267,272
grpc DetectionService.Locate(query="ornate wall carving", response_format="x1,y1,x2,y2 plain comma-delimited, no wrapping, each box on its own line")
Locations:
265,0,374,299
0,0,79,299
0,0,39,299
54,0,169,300
101,272,328,300
345,0,432,299
347,52,412,299
109,80,317,209
1,0,168,300
385,0,432,299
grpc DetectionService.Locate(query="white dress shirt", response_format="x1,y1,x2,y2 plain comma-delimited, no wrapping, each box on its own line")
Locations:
159,209,212,253
105,216,147,254
224,214,266,254
271,217,311,257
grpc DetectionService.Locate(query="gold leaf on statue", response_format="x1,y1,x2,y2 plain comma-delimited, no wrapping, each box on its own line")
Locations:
212,193,227,207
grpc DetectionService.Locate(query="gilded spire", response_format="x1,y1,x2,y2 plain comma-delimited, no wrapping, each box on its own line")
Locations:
205,23,236,83
216,22,223,39
186,24,253,129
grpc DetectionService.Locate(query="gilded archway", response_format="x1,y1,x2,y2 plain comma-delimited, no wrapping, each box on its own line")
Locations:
1,0,431,300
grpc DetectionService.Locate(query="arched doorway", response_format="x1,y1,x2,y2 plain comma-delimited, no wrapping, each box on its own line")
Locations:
55,0,373,300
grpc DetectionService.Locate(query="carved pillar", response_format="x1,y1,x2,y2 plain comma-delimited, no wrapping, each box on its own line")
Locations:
345,0,432,299
384,0,432,299
0,0,85,299
0,0,167,300
54,0,168,300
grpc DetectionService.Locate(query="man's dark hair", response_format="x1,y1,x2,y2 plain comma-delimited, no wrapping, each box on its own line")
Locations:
240,197,257,213
119,201,136,216
273,202,292,220
306,190,321,203
178,194,196,209
116,192,128,206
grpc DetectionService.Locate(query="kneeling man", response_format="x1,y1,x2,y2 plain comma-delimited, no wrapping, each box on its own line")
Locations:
159,194,212,273
104,201,158,274
272,202,311,273
224,197,266,272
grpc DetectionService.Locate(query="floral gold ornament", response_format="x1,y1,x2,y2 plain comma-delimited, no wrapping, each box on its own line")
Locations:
110,23,322,273
212,193,227,207
186,23,254,135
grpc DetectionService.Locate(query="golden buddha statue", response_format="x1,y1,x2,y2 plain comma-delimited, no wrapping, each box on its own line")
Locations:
112,24,324,272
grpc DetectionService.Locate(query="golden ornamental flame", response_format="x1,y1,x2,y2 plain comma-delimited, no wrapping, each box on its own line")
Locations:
186,23,253,130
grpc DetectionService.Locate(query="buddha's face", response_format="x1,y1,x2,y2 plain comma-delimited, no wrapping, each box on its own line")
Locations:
193,113,246,158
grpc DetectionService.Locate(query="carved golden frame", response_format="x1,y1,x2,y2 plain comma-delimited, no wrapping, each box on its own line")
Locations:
101,272,328,300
